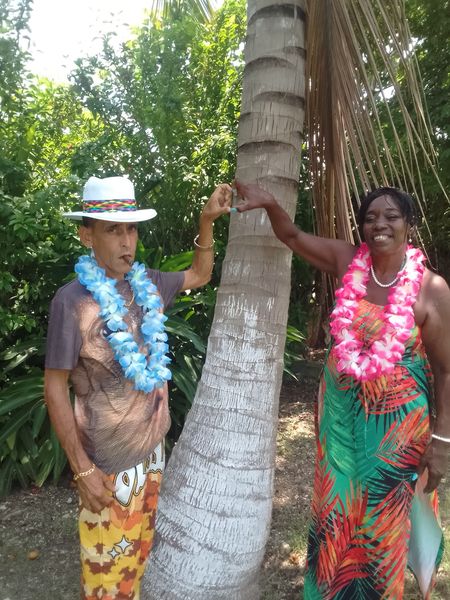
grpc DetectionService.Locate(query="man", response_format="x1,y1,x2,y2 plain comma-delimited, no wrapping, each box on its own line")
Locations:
44,175,231,599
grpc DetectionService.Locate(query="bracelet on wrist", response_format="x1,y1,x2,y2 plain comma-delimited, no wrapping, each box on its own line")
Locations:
431,433,450,444
194,234,214,250
73,463,96,481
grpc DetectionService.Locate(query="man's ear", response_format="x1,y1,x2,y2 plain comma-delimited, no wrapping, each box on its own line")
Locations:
79,225,93,249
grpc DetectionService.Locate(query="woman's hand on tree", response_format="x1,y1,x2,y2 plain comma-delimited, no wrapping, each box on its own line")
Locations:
233,181,276,212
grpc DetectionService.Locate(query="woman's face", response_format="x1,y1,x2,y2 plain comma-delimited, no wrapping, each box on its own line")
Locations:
362,195,410,253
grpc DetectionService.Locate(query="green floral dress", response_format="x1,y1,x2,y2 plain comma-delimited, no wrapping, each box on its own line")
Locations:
304,298,443,600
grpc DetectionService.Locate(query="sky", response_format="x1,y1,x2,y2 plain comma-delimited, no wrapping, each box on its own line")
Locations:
28,0,155,81
28,0,221,83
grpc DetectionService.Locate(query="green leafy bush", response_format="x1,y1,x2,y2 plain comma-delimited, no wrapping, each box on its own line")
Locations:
0,241,215,497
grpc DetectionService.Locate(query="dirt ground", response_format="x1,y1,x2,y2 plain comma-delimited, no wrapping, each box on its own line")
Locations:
260,378,317,599
1,373,449,599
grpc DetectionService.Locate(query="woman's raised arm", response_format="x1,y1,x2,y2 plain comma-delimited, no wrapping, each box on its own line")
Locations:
235,181,355,278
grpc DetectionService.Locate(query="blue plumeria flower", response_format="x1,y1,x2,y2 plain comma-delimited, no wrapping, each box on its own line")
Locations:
141,323,167,339
119,355,132,369
124,356,147,378
106,314,128,332
157,367,172,380
134,373,157,392
130,351,147,365
108,332,135,348
155,342,168,354
142,295,161,310
119,341,138,354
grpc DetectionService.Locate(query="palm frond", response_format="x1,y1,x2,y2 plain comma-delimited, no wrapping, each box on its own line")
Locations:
306,0,448,244
317,485,371,595
364,481,414,596
311,436,339,529
149,0,215,23
321,366,359,477
375,406,428,469
359,369,421,415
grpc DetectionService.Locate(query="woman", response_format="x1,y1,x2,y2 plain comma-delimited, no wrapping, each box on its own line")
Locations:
234,182,450,599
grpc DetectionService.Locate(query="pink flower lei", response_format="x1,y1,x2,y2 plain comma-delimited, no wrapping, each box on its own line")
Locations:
329,243,425,381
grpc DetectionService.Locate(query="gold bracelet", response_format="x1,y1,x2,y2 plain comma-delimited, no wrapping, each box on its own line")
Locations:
73,463,96,481
194,234,214,250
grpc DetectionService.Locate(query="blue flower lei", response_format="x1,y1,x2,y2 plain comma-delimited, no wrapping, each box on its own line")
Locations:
75,255,171,393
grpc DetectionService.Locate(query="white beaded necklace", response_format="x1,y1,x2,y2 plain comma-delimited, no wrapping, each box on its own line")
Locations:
370,256,407,288
370,265,398,288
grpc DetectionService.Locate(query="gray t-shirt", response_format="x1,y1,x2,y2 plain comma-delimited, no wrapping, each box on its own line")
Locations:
45,269,184,473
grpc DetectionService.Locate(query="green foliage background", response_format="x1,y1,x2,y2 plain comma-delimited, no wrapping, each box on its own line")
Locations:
1,0,448,496
0,0,248,496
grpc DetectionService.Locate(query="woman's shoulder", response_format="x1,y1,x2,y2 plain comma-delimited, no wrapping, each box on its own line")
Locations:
417,269,450,325
417,269,450,350
421,268,450,299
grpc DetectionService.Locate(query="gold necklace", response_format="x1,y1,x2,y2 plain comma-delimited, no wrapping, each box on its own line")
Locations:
125,288,135,308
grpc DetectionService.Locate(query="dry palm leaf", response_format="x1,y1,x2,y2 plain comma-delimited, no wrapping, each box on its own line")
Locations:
306,0,447,246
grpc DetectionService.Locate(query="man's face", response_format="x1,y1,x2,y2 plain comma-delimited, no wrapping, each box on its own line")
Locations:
79,220,139,280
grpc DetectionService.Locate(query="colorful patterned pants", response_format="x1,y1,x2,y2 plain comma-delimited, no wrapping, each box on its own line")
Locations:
79,443,164,600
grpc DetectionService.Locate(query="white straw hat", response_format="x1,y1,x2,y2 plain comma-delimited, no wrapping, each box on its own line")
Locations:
63,176,157,222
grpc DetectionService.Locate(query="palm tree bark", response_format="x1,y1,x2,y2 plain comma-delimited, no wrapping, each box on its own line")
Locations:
141,1,306,598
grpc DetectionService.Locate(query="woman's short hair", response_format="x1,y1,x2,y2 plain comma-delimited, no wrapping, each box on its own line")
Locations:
357,187,418,241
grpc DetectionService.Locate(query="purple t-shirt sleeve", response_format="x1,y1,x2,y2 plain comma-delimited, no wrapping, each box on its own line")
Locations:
147,269,184,309
45,285,82,370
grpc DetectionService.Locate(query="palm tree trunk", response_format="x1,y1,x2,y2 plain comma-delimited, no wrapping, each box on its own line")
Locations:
141,1,306,598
